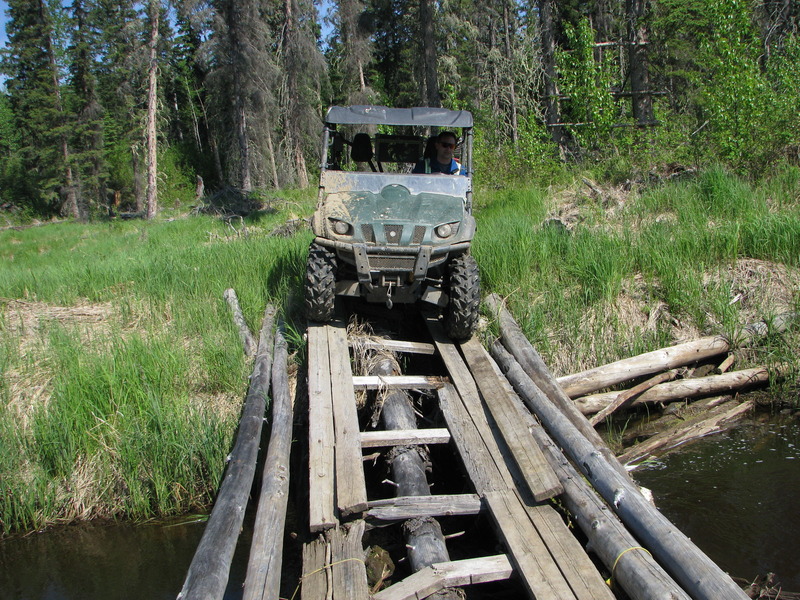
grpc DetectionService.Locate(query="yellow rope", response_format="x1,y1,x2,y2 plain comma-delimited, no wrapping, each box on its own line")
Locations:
605,546,651,587
283,557,366,600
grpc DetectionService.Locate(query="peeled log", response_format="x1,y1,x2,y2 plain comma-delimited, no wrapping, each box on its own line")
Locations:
491,341,750,600
557,312,796,398
575,367,774,415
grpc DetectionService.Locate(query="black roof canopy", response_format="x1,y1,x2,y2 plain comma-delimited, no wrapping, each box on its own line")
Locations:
325,105,473,128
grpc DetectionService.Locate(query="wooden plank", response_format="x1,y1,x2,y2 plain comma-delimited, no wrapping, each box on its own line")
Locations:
307,324,337,531
372,555,514,600
300,534,330,600
436,384,511,494
425,316,516,492
352,375,447,390
360,428,451,448
327,322,368,517
350,337,436,355
366,494,482,522
484,491,578,600
328,521,369,600
519,493,615,600
460,338,562,502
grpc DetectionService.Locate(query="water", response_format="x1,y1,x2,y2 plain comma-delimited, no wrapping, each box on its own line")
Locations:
0,518,249,600
635,414,800,589
2,415,798,598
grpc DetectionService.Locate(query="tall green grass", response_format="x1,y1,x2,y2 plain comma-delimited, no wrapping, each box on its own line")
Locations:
0,196,314,534
475,165,800,371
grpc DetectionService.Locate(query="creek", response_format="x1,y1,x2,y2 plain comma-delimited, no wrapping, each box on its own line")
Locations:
1,412,798,598
635,411,800,590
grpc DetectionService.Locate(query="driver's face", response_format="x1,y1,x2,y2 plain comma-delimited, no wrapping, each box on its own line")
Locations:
436,137,456,161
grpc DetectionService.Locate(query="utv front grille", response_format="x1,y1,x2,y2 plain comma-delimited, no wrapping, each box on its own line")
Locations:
369,255,416,270
411,226,426,244
361,224,376,243
384,224,403,244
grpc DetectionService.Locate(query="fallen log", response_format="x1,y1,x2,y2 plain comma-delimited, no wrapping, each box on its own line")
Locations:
575,366,776,415
490,340,750,600
372,355,460,599
178,304,276,600
618,398,755,466
484,293,633,483
243,325,293,600
224,288,257,357
589,370,678,426
557,312,797,398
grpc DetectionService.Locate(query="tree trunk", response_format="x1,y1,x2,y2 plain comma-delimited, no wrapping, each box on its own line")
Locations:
145,0,159,220
284,0,309,188
40,0,79,219
420,0,441,107
537,0,568,151
503,2,519,146
626,0,653,125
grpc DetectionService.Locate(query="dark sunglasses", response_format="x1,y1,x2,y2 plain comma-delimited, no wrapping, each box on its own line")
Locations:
438,141,456,148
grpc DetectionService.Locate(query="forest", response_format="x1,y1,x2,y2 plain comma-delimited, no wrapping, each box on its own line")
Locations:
0,0,798,221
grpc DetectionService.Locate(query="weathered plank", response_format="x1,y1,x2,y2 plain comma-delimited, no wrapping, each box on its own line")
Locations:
372,555,514,600
425,317,516,492
300,535,329,600
360,428,451,448
366,494,482,522
484,491,577,600
352,375,447,390
436,384,512,494
327,321,368,516
350,337,436,355
243,328,294,600
328,521,369,600
459,338,562,502
520,495,616,600
307,324,337,531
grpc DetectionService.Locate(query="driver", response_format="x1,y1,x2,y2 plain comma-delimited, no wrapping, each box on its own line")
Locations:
413,131,465,175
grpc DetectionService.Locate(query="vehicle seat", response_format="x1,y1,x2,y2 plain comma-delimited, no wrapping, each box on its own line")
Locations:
351,133,377,172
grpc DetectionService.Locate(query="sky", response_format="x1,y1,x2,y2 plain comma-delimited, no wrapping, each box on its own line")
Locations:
0,1,7,50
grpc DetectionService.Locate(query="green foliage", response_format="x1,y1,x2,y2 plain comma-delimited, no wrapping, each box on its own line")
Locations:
556,18,618,152
692,1,800,173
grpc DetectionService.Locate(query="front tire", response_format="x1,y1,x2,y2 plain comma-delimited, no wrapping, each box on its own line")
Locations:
444,254,480,340
304,243,337,322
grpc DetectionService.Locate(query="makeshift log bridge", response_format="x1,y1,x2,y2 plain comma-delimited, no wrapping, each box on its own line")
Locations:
298,310,748,600
178,293,750,600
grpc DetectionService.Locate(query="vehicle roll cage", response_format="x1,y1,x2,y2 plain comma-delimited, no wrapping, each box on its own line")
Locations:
320,105,474,176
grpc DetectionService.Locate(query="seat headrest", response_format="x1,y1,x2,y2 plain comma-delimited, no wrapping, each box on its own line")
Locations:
351,133,374,162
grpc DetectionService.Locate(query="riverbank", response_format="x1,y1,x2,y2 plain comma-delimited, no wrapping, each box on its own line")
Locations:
1,165,798,535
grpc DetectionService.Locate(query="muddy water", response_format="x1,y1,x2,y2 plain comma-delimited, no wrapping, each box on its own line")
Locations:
634,413,800,589
2,414,798,598
0,518,250,600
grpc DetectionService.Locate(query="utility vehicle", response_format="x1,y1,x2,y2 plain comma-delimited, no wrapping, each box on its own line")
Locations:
304,105,480,339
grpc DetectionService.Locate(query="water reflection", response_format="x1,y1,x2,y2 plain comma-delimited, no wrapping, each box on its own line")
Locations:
635,415,800,589
0,518,248,600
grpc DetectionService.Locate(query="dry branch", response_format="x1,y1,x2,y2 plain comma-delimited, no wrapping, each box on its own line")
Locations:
589,370,678,426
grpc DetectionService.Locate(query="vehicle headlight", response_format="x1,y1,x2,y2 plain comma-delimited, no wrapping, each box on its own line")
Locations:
435,223,453,238
331,219,352,235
